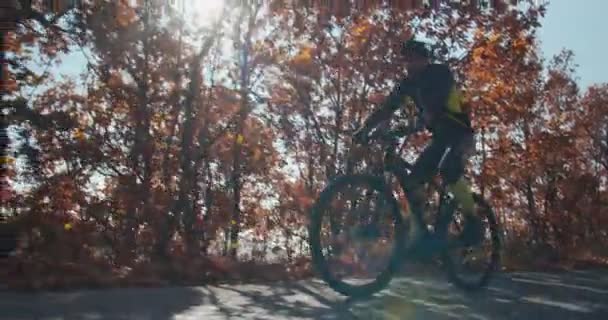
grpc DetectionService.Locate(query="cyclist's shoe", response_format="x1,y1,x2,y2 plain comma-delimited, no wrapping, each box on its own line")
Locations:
459,215,484,247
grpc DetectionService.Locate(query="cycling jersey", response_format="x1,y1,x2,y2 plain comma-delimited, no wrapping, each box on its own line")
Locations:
384,63,473,133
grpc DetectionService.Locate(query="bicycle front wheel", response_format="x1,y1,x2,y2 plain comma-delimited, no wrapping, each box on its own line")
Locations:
309,174,406,298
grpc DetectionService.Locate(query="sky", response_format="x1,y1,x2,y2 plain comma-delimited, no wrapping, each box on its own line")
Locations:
538,0,608,88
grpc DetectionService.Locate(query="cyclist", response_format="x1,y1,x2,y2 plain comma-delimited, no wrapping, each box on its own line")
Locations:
353,38,484,247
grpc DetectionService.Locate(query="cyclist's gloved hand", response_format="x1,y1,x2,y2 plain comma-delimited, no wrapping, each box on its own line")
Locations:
353,127,369,145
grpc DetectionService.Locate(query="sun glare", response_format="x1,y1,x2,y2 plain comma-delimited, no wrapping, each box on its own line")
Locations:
189,0,225,24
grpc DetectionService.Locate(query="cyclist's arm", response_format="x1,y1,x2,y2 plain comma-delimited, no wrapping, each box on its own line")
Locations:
360,78,413,133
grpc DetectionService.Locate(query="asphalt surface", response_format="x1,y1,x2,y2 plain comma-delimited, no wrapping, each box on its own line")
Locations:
1,269,607,319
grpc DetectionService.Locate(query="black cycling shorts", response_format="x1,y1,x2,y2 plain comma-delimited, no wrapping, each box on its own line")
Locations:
408,117,475,186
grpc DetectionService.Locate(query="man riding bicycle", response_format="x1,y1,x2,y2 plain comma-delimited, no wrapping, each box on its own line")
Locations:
353,38,484,247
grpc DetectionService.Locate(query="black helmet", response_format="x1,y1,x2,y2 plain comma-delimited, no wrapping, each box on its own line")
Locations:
401,38,432,59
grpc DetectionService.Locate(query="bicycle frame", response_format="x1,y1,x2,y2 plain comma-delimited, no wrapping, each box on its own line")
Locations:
369,128,447,195
365,128,461,254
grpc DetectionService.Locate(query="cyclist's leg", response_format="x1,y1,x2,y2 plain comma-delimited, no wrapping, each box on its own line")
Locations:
441,131,483,244
442,131,475,216
403,137,449,241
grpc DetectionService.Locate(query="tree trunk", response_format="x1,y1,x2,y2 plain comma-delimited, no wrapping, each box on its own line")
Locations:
201,164,214,256
229,154,243,258
480,127,487,198
285,227,293,263
228,2,260,258
525,178,543,243
521,112,543,244
123,5,153,261
223,228,230,256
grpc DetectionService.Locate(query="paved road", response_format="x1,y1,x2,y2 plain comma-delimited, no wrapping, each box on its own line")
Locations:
1,269,607,319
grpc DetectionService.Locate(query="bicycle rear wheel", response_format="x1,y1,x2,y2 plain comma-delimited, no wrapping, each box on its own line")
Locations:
309,174,406,298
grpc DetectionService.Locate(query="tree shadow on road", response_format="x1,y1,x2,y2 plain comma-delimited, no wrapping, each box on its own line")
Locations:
1,270,607,319
345,270,608,320
170,269,608,320
209,281,356,319
0,286,207,320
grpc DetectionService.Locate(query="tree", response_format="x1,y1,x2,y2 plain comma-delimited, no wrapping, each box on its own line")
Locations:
4,0,607,288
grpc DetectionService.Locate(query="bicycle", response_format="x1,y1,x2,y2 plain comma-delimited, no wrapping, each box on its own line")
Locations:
308,125,501,298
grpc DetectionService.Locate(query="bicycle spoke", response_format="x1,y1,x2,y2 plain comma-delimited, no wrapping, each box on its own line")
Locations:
309,171,409,298
318,180,398,284
439,194,501,291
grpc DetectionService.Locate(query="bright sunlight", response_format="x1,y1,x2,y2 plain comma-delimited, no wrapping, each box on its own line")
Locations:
188,0,225,24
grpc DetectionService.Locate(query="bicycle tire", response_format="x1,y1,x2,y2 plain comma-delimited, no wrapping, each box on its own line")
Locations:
438,193,501,291
309,174,406,298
